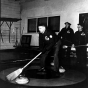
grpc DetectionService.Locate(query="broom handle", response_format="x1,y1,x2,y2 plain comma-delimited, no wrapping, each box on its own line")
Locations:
22,52,42,69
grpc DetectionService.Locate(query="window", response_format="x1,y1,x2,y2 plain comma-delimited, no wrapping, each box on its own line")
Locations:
48,16,60,32
27,16,60,33
28,18,37,32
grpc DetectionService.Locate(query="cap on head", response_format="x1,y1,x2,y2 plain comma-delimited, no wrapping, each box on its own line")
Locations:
77,23,83,27
64,22,71,25
38,24,47,28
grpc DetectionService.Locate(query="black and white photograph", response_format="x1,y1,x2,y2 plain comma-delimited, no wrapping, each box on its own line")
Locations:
0,0,88,88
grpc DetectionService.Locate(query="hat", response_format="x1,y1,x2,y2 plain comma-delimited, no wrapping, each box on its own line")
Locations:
64,22,71,25
38,24,47,27
77,23,83,26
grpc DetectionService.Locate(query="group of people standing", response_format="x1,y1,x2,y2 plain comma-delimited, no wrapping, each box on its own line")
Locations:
38,22,87,76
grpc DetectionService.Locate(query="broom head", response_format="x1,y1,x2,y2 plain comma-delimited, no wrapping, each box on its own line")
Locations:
6,68,22,81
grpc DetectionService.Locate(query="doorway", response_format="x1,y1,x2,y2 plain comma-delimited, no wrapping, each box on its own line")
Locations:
79,13,88,43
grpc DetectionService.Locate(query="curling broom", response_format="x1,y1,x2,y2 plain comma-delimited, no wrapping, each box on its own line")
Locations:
6,52,42,81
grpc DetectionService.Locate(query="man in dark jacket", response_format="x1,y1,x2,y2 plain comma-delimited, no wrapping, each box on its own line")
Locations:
57,22,74,69
38,24,60,75
74,24,87,70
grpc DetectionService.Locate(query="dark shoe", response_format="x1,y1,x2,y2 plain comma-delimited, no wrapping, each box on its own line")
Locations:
60,73,64,77
56,72,60,77
38,67,46,72
52,70,60,77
